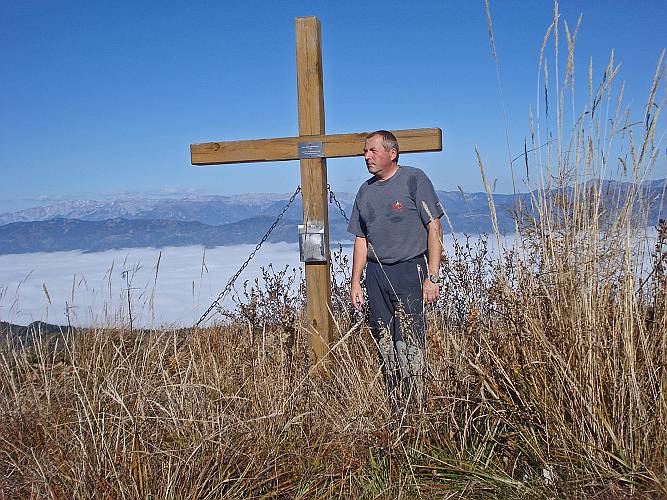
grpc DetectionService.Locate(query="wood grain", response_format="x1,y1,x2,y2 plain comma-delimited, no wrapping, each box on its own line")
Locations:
190,128,442,165
296,16,333,361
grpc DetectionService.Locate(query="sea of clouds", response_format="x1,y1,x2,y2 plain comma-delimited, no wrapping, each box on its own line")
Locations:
0,243,311,329
0,229,658,329
0,234,509,328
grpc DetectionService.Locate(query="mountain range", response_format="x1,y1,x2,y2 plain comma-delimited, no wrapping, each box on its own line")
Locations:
0,321,75,347
0,179,663,254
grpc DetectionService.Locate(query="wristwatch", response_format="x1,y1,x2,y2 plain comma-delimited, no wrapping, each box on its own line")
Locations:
428,274,441,284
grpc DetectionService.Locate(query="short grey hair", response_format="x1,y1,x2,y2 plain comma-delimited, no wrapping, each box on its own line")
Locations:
366,130,399,161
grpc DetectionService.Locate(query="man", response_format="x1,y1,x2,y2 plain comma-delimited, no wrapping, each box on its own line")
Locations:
348,130,443,408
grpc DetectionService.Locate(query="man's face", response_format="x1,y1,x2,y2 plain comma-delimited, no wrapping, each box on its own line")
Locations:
364,135,396,178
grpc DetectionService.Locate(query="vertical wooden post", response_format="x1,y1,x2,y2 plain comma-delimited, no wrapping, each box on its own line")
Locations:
295,17,333,362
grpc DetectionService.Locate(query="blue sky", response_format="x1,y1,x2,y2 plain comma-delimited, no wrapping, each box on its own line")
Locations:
1,0,665,201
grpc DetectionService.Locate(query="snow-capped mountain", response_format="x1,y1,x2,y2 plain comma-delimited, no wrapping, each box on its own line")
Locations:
0,179,662,254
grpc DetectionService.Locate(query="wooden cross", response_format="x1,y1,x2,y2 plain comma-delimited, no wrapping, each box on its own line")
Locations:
190,16,442,363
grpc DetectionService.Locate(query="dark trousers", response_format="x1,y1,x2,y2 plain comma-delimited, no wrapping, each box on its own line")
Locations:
365,255,427,409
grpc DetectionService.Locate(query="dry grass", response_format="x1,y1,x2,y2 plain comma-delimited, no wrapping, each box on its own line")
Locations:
1,217,664,498
1,5,666,499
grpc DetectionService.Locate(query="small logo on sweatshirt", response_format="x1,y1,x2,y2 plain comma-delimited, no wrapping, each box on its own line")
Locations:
391,201,404,211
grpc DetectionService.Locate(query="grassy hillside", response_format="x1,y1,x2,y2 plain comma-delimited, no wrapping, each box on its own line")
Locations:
1,213,664,497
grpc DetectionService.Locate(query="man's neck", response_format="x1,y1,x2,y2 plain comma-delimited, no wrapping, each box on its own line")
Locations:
375,163,399,181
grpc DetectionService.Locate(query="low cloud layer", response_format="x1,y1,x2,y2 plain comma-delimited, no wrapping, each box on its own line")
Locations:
2,230,656,329
0,243,308,328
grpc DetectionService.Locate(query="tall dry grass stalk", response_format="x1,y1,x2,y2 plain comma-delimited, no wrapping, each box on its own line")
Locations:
1,4,666,498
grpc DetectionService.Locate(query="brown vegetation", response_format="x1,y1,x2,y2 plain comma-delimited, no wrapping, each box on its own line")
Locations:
1,210,664,497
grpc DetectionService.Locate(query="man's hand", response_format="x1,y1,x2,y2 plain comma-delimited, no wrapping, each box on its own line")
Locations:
423,280,440,304
351,281,365,311
350,237,368,312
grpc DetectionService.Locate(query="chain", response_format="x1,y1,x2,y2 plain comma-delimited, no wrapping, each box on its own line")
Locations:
195,184,350,328
194,185,302,327
328,184,349,223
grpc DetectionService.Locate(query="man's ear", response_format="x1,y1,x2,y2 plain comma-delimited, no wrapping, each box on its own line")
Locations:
390,148,398,162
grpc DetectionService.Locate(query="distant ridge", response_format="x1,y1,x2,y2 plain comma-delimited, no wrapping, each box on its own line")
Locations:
0,192,322,226
0,321,75,348
0,179,662,254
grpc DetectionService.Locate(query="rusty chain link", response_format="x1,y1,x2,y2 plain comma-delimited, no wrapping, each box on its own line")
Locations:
328,184,350,223
194,185,302,327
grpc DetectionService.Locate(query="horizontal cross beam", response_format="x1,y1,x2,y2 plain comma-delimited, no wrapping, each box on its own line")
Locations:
190,127,442,166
